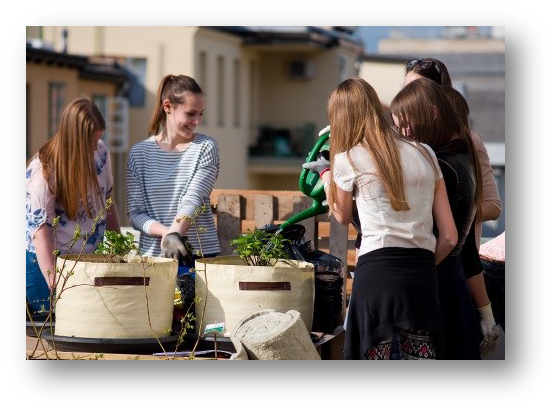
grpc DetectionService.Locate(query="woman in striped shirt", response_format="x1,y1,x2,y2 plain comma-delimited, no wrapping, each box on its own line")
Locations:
126,75,220,260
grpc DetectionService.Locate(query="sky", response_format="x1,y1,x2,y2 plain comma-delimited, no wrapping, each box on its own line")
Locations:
354,26,493,53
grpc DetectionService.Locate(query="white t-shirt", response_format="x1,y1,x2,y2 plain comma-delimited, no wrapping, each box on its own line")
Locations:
333,138,443,256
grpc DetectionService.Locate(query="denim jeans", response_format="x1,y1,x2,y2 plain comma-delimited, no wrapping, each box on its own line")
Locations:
26,250,51,313
482,259,505,331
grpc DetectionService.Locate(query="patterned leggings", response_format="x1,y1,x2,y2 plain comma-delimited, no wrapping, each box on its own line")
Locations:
364,330,436,360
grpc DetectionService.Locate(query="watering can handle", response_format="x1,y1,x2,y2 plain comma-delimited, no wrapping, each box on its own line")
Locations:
298,128,330,192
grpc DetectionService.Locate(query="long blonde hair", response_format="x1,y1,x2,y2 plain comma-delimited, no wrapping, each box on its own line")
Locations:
328,78,409,212
34,96,105,220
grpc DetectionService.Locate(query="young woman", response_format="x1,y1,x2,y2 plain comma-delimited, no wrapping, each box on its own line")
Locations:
404,57,503,236
404,58,502,355
26,97,120,313
391,78,486,359
126,75,220,261
304,78,457,360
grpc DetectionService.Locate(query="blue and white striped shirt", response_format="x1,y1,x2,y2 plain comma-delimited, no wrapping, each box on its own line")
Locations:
126,134,220,257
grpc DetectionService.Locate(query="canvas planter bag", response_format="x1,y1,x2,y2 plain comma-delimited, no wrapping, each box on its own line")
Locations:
54,254,177,339
195,256,315,336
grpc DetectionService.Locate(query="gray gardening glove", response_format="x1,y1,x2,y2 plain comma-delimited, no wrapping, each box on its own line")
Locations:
161,232,188,261
179,235,195,267
302,157,331,177
478,303,499,356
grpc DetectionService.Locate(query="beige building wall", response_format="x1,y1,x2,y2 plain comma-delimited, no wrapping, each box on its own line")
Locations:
26,63,117,156
26,64,78,155
193,28,251,190
259,48,358,131
358,60,407,106
379,38,505,54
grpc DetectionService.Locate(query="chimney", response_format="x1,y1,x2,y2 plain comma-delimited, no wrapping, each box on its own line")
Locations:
61,27,68,54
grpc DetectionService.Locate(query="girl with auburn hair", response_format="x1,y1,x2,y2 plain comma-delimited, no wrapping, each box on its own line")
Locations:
391,77,486,359
126,75,220,262
26,97,121,313
402,57,502,356
304,78,457,360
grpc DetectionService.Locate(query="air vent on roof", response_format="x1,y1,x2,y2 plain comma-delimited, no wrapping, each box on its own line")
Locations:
289,60,314,79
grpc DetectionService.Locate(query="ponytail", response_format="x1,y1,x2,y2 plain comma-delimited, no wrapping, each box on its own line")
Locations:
148,74,203,136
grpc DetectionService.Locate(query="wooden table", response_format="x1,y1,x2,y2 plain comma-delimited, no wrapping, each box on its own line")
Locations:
26,326,346,360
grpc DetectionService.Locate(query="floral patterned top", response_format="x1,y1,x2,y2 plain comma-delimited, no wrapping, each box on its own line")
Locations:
26,140,113,254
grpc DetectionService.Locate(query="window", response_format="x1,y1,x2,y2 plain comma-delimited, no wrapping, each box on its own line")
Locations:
217,55,225,127
121,58,147,107
198,51,208,125
234,59,240,127
48,82,66,138
93,94,107,142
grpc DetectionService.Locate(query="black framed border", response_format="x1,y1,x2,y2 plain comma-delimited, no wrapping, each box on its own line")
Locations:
11,11,546,400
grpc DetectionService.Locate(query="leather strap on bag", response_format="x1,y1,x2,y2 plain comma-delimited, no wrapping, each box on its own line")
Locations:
94,277,150,286
239,282,291,291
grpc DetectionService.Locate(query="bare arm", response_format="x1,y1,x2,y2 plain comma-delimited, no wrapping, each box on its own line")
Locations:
32,225,56,289
168,216,192,236
322,170,353,226
432,179,458,264
481,201,502,222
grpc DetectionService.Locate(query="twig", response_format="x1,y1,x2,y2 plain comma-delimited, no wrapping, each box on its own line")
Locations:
26,303,50,360
140,257,169,359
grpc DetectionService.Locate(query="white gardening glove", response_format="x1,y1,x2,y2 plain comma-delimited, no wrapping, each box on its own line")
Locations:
318,125,330,136
302,158,331,176
477,303,499,356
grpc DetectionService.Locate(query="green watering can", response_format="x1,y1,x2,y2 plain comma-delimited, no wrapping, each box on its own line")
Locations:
280,125,330,230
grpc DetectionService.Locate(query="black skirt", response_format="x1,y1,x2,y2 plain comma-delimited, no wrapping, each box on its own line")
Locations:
344,247,440,360
436,254,481,360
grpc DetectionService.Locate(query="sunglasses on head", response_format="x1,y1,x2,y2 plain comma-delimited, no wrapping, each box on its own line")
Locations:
406,59,442,74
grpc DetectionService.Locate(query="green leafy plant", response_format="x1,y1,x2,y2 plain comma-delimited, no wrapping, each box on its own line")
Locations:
94,230,138,261
230,229,290,266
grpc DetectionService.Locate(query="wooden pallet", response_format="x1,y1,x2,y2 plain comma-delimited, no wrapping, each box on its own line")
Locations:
209,189,355,307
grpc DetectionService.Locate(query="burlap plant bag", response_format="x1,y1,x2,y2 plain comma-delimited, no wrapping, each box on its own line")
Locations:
54,254,177,339
195,256,315,337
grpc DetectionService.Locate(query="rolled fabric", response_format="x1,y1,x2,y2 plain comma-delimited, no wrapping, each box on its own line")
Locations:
233,309,321,360
229,336,249,360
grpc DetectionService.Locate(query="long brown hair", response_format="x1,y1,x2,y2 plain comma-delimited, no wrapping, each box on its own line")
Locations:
391,78,483,220
328,78,409,212
149,74,203,136
443,86,470,126
34,96,105,220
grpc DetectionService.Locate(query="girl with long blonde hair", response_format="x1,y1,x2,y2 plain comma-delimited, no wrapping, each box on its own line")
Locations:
304,78,457,360
26,97,120,313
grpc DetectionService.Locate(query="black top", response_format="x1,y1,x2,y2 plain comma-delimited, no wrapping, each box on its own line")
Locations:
435,139,477,257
